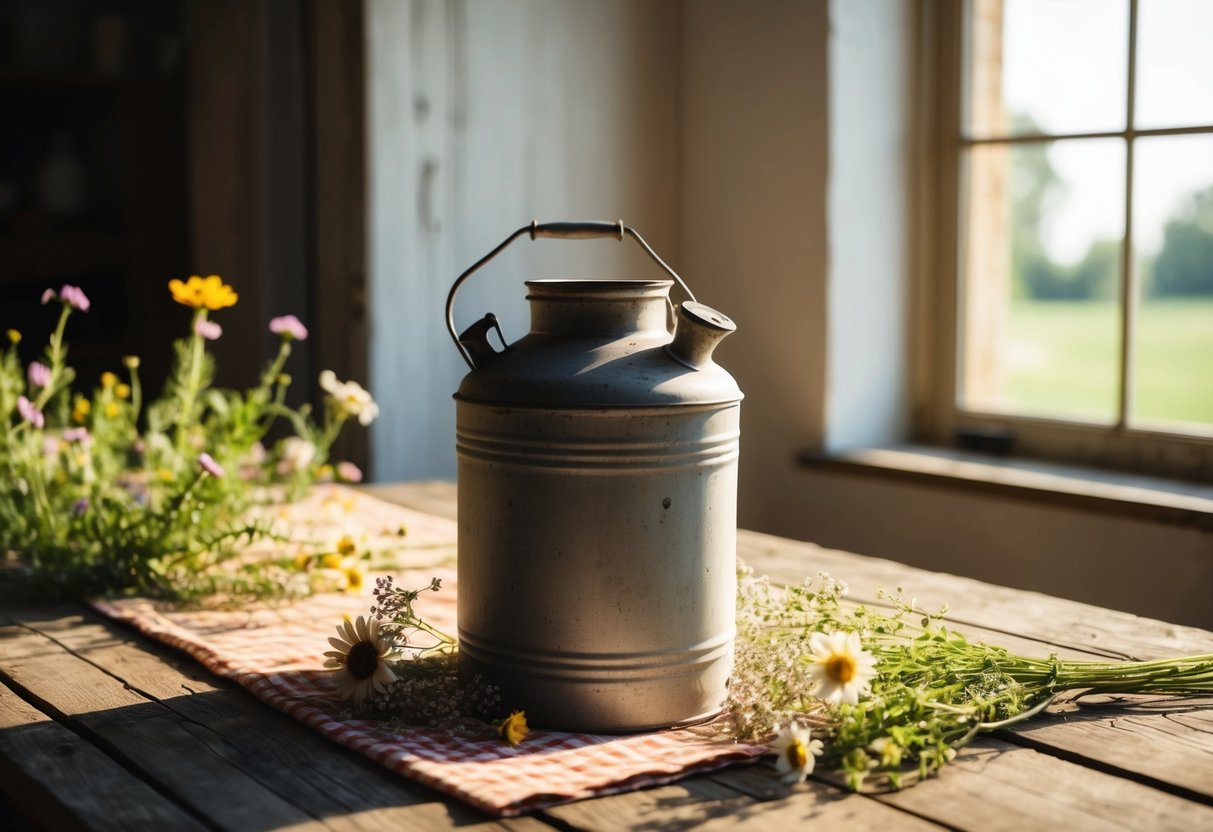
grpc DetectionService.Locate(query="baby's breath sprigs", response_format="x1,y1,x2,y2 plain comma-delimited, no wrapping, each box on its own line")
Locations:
331,576,505,730
731,565,1213,791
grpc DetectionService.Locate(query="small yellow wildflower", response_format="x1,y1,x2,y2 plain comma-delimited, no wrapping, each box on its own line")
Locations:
6,329,19,344
72,397,90,423
498,711,530,746
168,275,238,311
100,371,117,388
343,561,366,593
293,551,311,571
105,402,120,418
115,383,131,399
122,355,140,369
321,553,344,570
336,535,357,557
157,468,175,482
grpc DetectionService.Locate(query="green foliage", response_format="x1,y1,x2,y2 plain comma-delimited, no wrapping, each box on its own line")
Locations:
729,568,1213,791
0,288,373,600
1149,187,1213,297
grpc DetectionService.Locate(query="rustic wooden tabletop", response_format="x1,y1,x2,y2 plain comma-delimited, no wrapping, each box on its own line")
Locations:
2,481,1212,831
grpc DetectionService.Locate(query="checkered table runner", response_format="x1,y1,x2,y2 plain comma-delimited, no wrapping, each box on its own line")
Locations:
92,486,766,817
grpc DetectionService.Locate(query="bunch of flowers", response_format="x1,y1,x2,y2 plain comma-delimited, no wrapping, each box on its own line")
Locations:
729,567,1213,789
324,576,523,743
0,277,377,600
319,563,1213,778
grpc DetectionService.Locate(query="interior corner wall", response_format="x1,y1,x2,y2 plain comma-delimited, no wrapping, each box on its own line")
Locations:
678,0,832,534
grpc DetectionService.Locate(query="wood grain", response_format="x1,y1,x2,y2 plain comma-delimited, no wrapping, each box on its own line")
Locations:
0,681,207,831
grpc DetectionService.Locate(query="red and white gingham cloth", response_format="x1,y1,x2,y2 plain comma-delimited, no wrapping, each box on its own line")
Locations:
92,486,766,816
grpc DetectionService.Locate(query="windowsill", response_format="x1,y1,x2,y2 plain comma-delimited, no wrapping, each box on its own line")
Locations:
799,445,1213,532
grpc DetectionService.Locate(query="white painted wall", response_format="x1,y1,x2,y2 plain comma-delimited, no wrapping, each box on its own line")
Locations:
367,0,682,481
367,0,1213,629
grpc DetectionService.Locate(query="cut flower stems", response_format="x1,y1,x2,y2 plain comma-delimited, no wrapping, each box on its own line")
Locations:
326,565,1213,782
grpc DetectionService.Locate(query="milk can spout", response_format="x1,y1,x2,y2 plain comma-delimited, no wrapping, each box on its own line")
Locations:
666,302,736,370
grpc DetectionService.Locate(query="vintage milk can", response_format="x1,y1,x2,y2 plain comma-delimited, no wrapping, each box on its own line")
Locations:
445,221,742,732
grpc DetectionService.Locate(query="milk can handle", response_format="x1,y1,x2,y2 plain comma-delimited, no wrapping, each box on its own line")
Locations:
445,220,697,369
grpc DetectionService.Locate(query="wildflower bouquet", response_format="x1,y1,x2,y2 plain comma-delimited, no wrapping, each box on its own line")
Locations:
0,277,377,600
729,568,1213,789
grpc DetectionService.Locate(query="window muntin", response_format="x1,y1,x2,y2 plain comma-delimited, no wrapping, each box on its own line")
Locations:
951,0,1213,469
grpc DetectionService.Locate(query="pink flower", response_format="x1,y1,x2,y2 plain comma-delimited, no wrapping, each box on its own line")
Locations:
63,427,92,447
336,461,363,483
269,315,308,341
194,318,222,341
198,453,225,477
41,288,57,304
17,396,44,429
57,285,90,312
27,361,51,388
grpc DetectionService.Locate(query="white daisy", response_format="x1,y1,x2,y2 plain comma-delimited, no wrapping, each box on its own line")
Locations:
319,370,379,426
772,722,824,784
324,615,397,707
807,630,878,706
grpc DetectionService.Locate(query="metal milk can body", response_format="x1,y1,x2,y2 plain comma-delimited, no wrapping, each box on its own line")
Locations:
446,222,742,732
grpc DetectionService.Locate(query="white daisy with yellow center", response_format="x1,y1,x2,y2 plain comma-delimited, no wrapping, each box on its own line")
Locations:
772,722,824,784
319,370,379,426
807,629,878,706
324,615,397,708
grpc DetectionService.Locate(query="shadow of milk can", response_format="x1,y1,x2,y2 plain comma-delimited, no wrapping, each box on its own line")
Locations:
446,221,742,732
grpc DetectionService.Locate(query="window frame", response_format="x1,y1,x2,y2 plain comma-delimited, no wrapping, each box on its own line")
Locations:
916,0,1213,483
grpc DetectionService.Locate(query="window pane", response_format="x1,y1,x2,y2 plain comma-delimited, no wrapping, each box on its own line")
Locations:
1135,0,1213,129
960,139,1125,423
1131,135,1213,433
968,0,1128,138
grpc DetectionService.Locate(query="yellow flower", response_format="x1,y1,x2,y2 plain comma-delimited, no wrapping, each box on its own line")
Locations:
324,615,397,708
321,553,344,570
157,468,175,482
772,723,824,784
72,397,90,423
100,371,117,388
115,383,131,399
168,275,238,311
122,355,140,369
6,329,20,344
293,551,311,571
498,710,530,746
105,402,120,418
343,561,365,593
336,535,357,557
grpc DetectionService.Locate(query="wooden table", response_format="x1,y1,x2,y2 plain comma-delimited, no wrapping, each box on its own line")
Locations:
2,481,1212,831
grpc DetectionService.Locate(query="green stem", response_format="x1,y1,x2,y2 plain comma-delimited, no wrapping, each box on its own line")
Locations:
34,304,72,409
176,310,206,450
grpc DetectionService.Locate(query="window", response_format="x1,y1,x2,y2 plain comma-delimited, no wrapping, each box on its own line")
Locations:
925,0,1213,480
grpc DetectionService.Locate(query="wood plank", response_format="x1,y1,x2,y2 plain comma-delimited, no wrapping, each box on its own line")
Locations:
0,622,324,831
0,681,208,832
3,606,550,831
357,481,459,521
539,770,945,831
1006,692,1213,804
874,738,1213,831
739,531,1213,659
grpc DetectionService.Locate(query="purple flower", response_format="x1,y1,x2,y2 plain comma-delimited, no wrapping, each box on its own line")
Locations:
194,318,222,341
17,396,44,429
269,314,308,341
198,452,225,478
41,288,57,305
58,285,90,312
27,361,51,388
72,498,89,517
63,427,92,447
336,461,363,483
